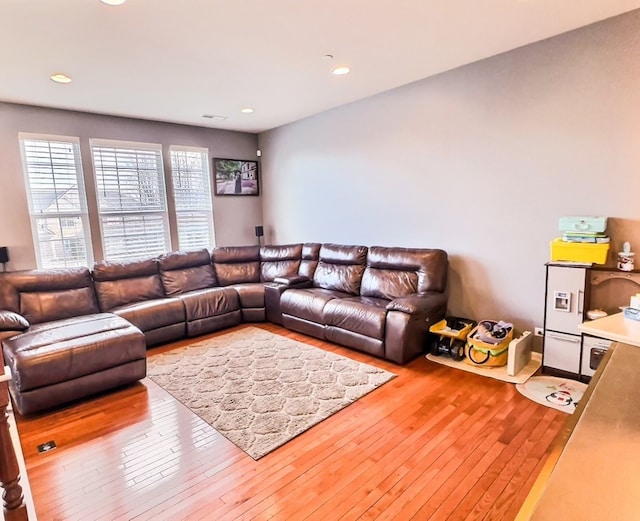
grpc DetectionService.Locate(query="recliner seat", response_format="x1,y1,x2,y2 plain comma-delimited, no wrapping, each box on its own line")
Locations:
158,249,241,337
281,245,448,364
93,258,186,346
0,267,146,415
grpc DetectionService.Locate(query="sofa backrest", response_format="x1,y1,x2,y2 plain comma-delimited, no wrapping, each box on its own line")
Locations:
360,246,448,300
299,242,321,279
158,249,217,295
313,243,367,295
212,246,260,286
260,244,302,281
0,267,99,324
93,258,164,311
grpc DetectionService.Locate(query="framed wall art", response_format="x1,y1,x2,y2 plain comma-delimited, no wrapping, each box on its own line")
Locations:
213,158,259,196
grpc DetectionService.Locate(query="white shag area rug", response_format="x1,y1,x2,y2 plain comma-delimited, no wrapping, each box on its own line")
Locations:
147,327,396,459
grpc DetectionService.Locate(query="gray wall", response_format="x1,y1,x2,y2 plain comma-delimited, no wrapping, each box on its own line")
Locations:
0,103,262,270
259,11,640,332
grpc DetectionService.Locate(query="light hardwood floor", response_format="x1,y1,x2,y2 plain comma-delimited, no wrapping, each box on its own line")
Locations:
15,324,565,521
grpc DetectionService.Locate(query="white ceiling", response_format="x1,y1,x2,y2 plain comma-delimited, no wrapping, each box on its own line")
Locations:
2,0,639,133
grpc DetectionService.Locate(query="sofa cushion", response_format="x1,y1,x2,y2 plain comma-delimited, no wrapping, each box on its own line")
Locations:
112,297,185,332
163,264,217,295
96,276,165,311
3,267,94,293
231,283,266,308
260,244,302,281
212,246,260,286
93,258,164,311
0,311,29,331
93,258,159,281
360,269,417,301
363,246,448,296
20,287,99,324
2,313,144,392
158,249,217,295
281,287,350,323
299,242,321,279
2,268,99,324
0,274,19,312
312,244,368,295
177,287,240,321
323,296,389,339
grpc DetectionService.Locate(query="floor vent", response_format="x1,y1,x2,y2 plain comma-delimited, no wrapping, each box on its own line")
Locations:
37,440,57,454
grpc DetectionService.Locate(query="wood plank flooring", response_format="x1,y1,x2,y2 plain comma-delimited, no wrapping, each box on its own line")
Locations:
15,324,566,521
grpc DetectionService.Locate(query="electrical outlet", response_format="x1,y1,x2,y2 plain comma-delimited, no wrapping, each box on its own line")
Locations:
534,327,544,337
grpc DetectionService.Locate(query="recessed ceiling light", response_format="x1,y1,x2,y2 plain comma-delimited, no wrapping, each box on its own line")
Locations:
241,107,255,114
50,73,72,84
100,0,126,5
331,66,351,76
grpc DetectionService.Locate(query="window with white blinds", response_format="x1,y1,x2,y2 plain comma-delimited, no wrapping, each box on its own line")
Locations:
169,147,215,250
19,134,92,268
91,140,170,261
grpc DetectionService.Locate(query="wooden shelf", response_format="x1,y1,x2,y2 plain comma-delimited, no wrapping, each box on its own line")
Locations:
590,270,640,287
591,266,640,274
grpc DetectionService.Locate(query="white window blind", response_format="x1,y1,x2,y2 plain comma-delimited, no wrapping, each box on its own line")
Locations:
91,140,169,261
169,147,215,250
19,134,92,268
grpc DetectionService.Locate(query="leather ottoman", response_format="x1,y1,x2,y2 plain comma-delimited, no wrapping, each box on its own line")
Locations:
2,313,146,415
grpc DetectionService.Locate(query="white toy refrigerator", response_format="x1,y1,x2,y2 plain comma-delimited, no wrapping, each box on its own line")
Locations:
542,263,589,378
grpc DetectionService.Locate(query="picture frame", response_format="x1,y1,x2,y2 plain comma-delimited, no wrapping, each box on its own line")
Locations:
213,158,259,196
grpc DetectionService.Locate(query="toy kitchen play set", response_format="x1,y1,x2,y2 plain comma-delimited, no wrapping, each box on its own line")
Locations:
544,216,640,382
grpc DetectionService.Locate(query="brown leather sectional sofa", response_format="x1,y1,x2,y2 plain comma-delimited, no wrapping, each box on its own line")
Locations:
0,243,448,415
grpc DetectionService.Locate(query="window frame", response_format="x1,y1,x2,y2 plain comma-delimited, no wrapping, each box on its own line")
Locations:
90,138,171,262
19,132,93,269
169,145,216,251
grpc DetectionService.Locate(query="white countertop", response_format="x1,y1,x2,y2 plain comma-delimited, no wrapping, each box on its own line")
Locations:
578,312,640,347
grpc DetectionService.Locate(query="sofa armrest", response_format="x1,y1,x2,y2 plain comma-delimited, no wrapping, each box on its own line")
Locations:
265,276,311,325
386,293,447,315
384,293,448,364
0,311,29,332
273,275,311,288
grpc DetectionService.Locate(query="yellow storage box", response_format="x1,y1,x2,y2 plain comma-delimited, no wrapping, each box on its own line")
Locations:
550,238,609,265
429,317,474,341
464,324,513,367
